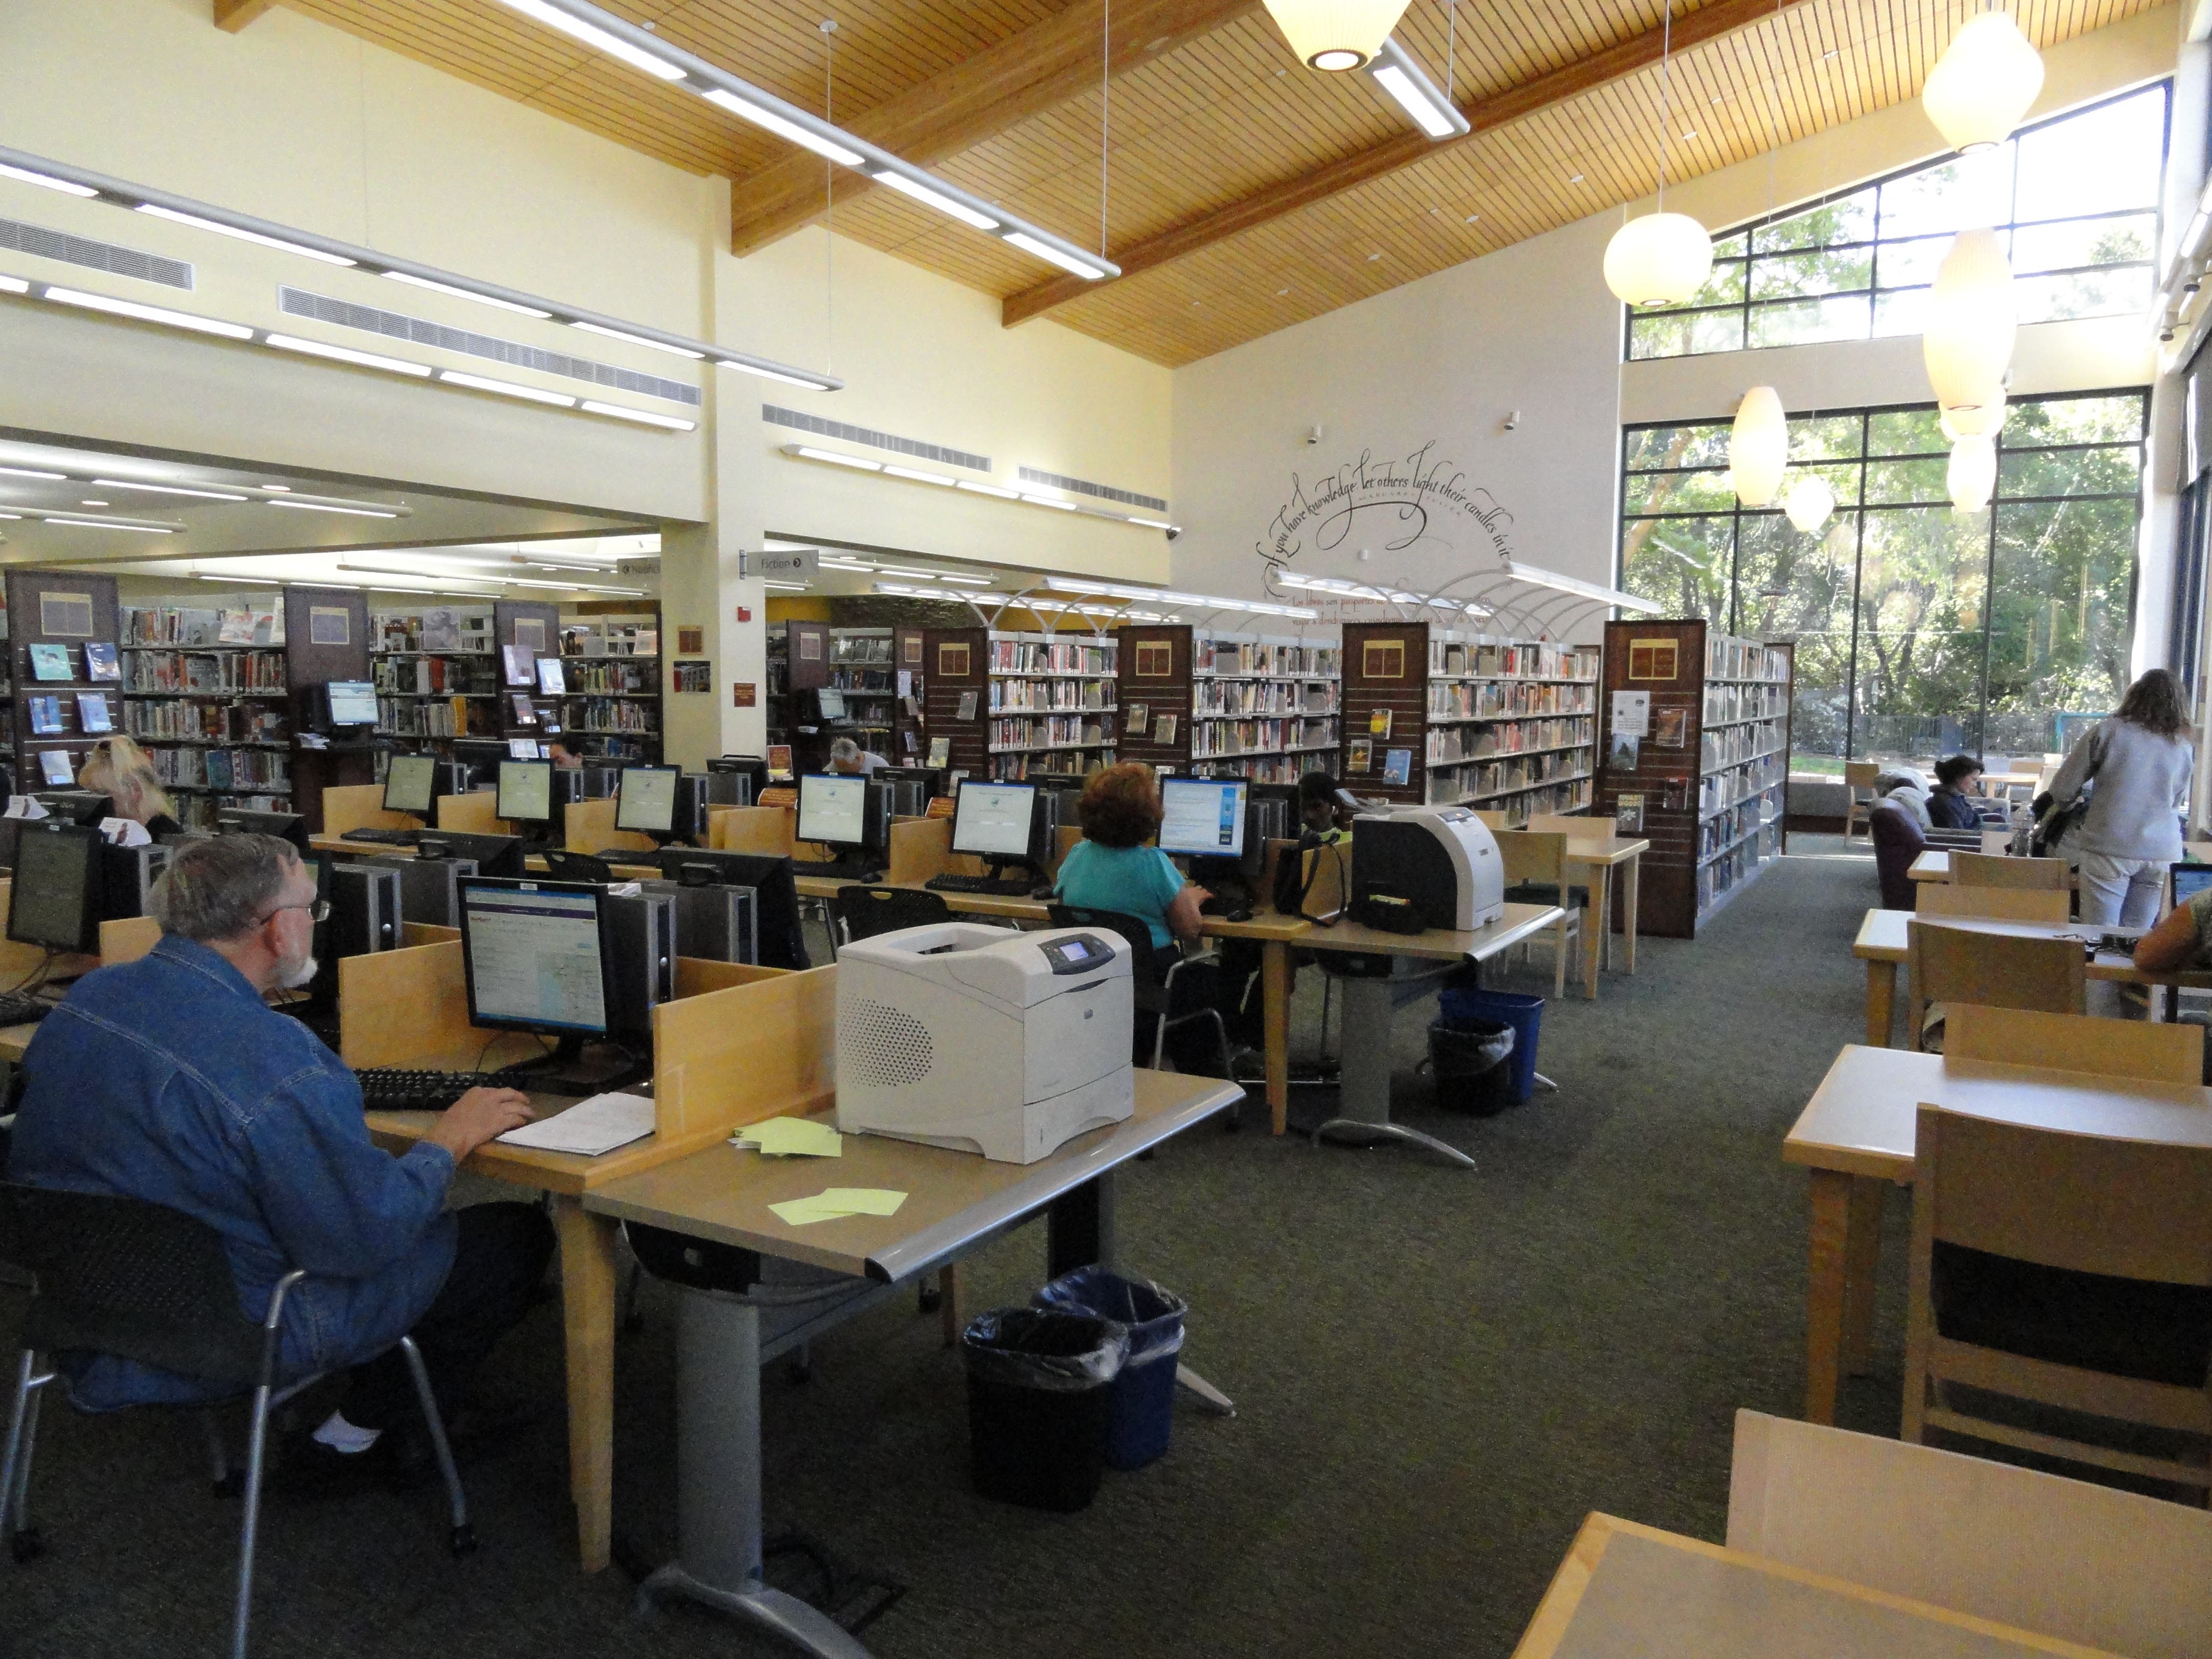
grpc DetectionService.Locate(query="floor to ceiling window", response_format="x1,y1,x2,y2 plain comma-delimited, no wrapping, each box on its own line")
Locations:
1620,391,2148,776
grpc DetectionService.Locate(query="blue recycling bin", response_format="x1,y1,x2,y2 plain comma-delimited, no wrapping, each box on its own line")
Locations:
1035,1268,1187,1471
1437,987,1544,1104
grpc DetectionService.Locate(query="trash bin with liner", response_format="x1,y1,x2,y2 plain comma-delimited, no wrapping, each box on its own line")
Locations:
961,1308,1128,1511
1426,1015,1517,1114
1437,986,1544,1104
1034,1267,1188,1470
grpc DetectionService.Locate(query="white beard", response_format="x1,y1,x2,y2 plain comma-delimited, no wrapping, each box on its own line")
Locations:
277,952,320,990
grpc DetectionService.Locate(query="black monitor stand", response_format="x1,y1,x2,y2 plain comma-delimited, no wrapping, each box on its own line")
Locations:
811,848,882,882
499,1034,649,1094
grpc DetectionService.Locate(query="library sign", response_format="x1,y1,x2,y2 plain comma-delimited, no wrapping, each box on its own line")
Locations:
1257,441,1517,586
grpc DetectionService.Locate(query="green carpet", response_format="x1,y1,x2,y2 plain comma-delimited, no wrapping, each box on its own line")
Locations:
0,837,1902,1658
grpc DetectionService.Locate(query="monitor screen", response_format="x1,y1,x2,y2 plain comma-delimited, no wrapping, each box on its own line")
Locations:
952,781,1037,859
8,826,99,952
384,754,438,817
2176,862,2212,908
1159,778,1248,857
615,765,679,836
459,880,608,1035
215,809,310,858
798,774,868,848
325,680,379,727
816,687,847,721
498,760,554,823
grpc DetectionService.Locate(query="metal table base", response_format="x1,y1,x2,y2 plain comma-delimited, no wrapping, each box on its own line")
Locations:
1310,964,1477,1168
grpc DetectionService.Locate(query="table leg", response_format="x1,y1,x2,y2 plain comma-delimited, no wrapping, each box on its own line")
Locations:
1623,854,1639,974
1805,1167,1859,1426
1841,1177,1885,1375
1864,960,1898,1049
552,1196,619,1573
1261,939,1291,1137
1584,869,1607,1001
1045,1171,1117,1278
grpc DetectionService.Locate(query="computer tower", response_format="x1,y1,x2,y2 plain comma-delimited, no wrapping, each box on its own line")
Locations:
396,855,478,928
883,778,928,819
329,863,403,958
603,888,677,1037
674,774,712,843
97,843,170,921
700,770,752,807
643,878,756,965
581,764,621,800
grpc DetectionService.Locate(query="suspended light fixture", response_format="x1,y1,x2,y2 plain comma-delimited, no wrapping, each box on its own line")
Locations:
1603,0,1712,307
1782,474,1836,534
1921,11,2045,153
1731,387,1788,507
1262,0,1414,71
1924,228,2016,426
1948,434,1997,512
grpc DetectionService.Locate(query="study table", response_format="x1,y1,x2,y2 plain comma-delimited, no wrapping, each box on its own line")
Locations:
1782,1044,2212,1424
1552,834,1649,998
1909,840,2212,883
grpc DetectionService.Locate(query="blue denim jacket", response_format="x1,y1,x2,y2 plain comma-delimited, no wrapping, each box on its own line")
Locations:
8,935,457,1408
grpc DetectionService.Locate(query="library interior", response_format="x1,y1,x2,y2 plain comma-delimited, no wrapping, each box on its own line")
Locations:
7,0,2212,1654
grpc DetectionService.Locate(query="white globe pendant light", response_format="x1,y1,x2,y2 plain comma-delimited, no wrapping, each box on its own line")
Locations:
1922,11,2045,153
1948,434,1997,512
1262,0,1413,70
1941,396,2008,441
1731,387,1789,508
1924,229,2016,418
1782,473,1836,534
1604,212,1715,306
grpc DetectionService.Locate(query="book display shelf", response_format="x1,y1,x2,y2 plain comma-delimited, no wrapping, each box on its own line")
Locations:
10,571,123,806
372,607,498,755
767,621,928,774
1111,625,1342,783
558,610,662,763
922,627,1118,781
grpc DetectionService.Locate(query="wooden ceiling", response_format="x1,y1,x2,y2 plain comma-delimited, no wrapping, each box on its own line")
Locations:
259,0,2165,365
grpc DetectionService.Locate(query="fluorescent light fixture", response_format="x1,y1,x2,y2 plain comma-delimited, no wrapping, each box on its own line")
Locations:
499,577,648,594
1004,232,1112,281
762,580,812,591
715,359,836,391
789,444,882,472
262,485,291,492
570,320,705,360
488,0,687,80
89,477,249,501
819,558,877,571
0,512,19,520
1503,558,1663,613
882,464,955,486
875,566,941,580
955,479,1021,500
580,399,697,431
43,517,173,533
1020,493,1079,511
0,465,66,480
0,274,28,294
871,170,1001,231
267,498,400,519
438,368,577,407
264,332,434,377
135,203,357,266
383,270,553,320
0,162,96,198
937,574,990,585
702,89,865,167
1128,516,1174,530
44,286,255,340
1365,37,1470,140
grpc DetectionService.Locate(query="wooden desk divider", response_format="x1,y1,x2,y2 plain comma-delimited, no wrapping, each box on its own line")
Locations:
885,816,952,885
400,922,461,947
321,783,418,837
563,797,655,856
714,804,796,857
99,916,160,966
340,940,499,1068
1051,824,1083,876
435,790,511,837
652,963,836,1155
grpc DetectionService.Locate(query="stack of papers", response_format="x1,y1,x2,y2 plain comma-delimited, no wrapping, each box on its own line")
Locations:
495,1093,656,1156
731,1117,843,1157
768,1188,908,1226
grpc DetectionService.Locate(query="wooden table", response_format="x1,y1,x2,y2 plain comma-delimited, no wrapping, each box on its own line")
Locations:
1782,1044,2212,1424
1561,835,1648,998
1514,1511,2119,1657
1911,840,2212,883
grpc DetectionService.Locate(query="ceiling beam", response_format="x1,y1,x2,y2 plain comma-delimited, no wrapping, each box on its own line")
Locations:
1003,0,1808,326
213,0,282,30
729,0,1259,258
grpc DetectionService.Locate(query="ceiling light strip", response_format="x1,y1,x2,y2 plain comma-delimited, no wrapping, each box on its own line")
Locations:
779,444,1177,532
1043,576,1316,620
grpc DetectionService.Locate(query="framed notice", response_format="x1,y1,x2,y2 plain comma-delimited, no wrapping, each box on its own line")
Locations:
1627,637,1679,681
938,643,970,678
38,592,94,639
1134,642,1174,678
1362,639,1407,679
512,618,547,652
677,626,704,655
309,606,350,646
904,635,923,665
799,631,822,662
730,680,756,707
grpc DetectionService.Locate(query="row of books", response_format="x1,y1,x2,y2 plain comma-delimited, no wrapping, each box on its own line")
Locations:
1706,636,1790,683
1424,715,1593,767
826,668,897,694
122,606,284,647
23,693,115,738
374,611,494,654
1702,682,1789,724
1194,680,1338,717
567,698,659,734
564,623,656,658
376,696,497,738
830,634,894,665
1478,777,1599,823
1189,755,1328,784
375,657,497,696
1698,824,1780,910
989,637,1117,676
125,699,287,745
123,650,288,694
1438,751,1592,804
1428,679,1596,720
1428,640,1600,680
146,747,292,790
988,679,1115,713
1700,755,1786,817
1701,718,1788,773
1198,641,1341,679
22,643,119,683
563,659,657,695
1188,717,1336,758
569,734,654,761
174,794,291,830
989,715,1114,752
1700,798,1778,864
987,750,1113,782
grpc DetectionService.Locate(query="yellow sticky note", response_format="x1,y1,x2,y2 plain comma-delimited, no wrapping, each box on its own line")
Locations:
816,1188,906,1217
768,1196,856,1226
744,1117,843,1158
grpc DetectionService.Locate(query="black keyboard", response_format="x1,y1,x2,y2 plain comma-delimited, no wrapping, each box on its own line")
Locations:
0,994,51,1029
592,849,657,863
926,874,1039,898
339,827,421,846
353,1067,605,1112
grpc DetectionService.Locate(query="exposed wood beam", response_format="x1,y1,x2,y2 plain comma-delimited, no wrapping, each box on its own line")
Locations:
1003,0,1809,326
729,0,1259,258
213,0,281,31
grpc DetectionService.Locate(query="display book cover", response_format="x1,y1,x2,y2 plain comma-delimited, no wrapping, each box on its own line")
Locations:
25,695,62,735
75,693,112,734
37,750,74,785
82,643,120,682
26,644,72,682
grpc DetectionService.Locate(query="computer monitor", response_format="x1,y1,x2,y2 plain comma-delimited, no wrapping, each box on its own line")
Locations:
798,773,870,851
457,878,609,1039
1159,778,1248,858
415,831,526,879
657,849,807,970
32,790,114,828
497,759,554,825
2175,861,2212,908
951,780,1038,860
815,687,847,722
8,824,103,953
215,808,312,859
383,754,439,817
323,680,379,731
879,766,946,799
615,765,679,837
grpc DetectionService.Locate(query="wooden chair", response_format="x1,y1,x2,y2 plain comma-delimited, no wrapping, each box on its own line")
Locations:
1913,884,2069,922
1471,810,1508,831
1496,831,1584,998
1905,920,2084,1052
1952,850,2068,890
1944,1004,2204,1083
1903,1104,2212,1497
1844,761,1881,843
1521,813,1593,837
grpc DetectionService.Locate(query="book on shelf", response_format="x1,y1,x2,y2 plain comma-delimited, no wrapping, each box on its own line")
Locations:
82,643,119,682
511,693,537,725
956,690,979,721
1348,737,1373,773
27,645,71,682
767,745,794,780
1382,748,1412,787
38,750,74,785
26,696,62,735
75,693,112,734
1126,703,1148,736
1154,714,1177,746
503,645,535,687
926,737,950,768
1368,708,1393,740
535,658,566,695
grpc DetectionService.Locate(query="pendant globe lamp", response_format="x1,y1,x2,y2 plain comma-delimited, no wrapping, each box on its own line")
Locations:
1941,397,2008,441
1948,433,1997,512
1603,0,1713,306
1924,229,2016,420
1262,0,1413,70
1782,473,1836,534
1731,387,1789,508
1922,11,2045,153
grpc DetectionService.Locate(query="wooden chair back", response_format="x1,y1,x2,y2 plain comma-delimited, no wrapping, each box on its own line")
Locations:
1944,1004,2203,1084
1913,884,2068,922
1472,810,1508,831
1952,850,2068,890
1844,761,1880,791
1496,830,1571,890
1522,813,1592,837
1905,921,2083,1050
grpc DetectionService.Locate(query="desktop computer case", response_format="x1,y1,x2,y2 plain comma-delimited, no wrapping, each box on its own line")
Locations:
392,855,477,929
329,863,402,959
642,879,756,965
603,889,676,1036
97,843,169,921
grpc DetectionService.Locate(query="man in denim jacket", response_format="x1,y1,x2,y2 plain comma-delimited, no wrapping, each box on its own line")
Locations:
10,834,551,1487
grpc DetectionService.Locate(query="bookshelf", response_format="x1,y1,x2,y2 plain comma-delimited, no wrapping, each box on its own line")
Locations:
1339,622,1600,818
116,599,292,827
558,610,661,764
371,606,499,755
922,627,1118,780
1112,625,1344,783
9,570,121,804
1596,618,1793,938
495,600,562,756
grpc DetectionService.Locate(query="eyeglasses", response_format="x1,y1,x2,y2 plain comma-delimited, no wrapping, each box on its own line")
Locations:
262,899,330,925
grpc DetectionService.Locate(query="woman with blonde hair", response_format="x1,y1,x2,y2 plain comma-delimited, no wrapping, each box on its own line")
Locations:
77,735,182,837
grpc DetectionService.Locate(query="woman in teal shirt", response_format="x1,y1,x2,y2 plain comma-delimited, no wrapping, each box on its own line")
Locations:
1054,762,1207,952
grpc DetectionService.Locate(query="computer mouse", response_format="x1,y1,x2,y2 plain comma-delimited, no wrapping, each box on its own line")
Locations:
1225,906,1254,923
1030,885,1056,901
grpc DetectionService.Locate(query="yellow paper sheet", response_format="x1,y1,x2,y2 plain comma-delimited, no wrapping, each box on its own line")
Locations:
816,1188,906,1216
768,1195,858,1226
740,1116,843,1158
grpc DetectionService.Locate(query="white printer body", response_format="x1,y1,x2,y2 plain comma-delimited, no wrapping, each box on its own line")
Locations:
1351,806,1507,930
834,922,1134,1163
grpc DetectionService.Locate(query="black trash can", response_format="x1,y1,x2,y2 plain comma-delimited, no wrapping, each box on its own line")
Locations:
1034,1268,1188,1471
1427,1016,1517,1115
961,1308,1128,1511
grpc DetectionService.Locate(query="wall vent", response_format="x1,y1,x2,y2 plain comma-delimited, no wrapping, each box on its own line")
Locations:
0,218,192,290
1017,466,1167,513
762,405,990,472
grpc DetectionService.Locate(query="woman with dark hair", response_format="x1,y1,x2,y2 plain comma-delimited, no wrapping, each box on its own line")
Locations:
1053,762,1207,950
1926,754,1985,830
2048,668,2196,926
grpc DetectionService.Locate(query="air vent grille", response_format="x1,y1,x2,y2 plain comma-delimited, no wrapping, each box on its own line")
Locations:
762,405,989,472
847,998,935,1089
1018,466,1167,513
0,218,192,290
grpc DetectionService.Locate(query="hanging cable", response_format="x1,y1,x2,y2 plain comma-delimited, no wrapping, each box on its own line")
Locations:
1658,0,1672,212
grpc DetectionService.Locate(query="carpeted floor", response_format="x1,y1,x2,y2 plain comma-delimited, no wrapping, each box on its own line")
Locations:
0,836,1910,1658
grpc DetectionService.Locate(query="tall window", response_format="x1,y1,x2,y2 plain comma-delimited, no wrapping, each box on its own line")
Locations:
1619,392,2147,776
1627,84,2168,361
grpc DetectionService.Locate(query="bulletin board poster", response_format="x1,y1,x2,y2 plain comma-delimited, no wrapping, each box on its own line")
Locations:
1610,690,1650,738
1626,637,1679,681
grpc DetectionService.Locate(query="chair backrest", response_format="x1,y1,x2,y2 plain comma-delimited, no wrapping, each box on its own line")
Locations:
1913,883,2068,922
1845,761,1881,790
0,1182,267,1386
1726,1409,2212,1659
1521,814,1590,837
1944,1003,2204,1084
1953,850,2068,889
1048,902,1166,1007
834,884,951,945
1472,810,1508,830
1496,830,1569,888
543,849,614,884
1906,920,2084,1019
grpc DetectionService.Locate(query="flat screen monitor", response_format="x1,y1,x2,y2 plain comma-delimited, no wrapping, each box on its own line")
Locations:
880,766,946,798
2175,861,2212,908
798,773,868,849
815,688,847,721
497,760,554,824
1159,778,1249,858
215,808,311,859
8,824,102,953
415,831,527,879
33,790,114,828
383,754,438,817
324,680,379,728
457,878,609,1037
615,765,679,836
951,780,1037,859
657,849,807,970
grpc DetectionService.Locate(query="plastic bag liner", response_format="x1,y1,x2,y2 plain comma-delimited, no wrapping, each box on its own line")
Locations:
1438,987,1544,1105
960,1308,1128,1393
1034,1268,1187,1367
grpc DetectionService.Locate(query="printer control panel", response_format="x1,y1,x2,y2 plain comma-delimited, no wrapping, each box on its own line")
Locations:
1038,933,1114,975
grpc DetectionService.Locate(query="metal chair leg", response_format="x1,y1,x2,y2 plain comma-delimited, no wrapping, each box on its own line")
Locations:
231,1380,275,1659
200,1408,242,1498
2,1350,48,1562
397,1336,475,1557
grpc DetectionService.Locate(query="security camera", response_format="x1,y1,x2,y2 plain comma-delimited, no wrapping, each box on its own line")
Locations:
1164,525,1182,541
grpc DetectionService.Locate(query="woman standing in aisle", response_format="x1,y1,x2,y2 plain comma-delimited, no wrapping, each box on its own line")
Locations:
2047,669,2195,927
77,735,183,838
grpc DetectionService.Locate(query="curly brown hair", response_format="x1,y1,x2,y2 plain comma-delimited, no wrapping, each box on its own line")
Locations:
2116,668,2192,740
1076,762,1162,848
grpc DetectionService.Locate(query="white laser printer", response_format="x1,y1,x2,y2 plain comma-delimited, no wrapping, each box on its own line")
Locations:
834,922,1134,1163
1348,805,1507,931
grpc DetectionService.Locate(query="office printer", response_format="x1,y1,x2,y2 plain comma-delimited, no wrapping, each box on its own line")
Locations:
1349,806,1506,931
834,922,1134,1163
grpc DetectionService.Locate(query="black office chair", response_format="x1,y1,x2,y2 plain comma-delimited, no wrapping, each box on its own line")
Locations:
832,886,951,954
0,1184,474,1659
1049,904,1233,1087
543,849,614,884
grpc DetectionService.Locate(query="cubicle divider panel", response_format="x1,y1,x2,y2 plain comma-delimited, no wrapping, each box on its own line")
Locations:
651,962,837,1155
338,939,505,1068
713,805,796,857
886,815,953,885
98,916,161,966
563,797,655,855
434,789,510,836
673,959,783,999
321,782,416,836
400,923,461,947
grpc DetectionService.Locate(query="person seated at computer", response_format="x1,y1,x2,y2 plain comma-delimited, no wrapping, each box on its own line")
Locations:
828,737,891,777
546,742,583,770
1298,770,1352,840
7,834,554,1492
77,734,183,838
1927,754,1985,830
1055,762,1207,949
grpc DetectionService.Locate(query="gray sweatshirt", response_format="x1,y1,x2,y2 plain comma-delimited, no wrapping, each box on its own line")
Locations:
2049,717,2193,861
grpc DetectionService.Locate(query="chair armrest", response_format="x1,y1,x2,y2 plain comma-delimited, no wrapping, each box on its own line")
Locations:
1162,948,1220,989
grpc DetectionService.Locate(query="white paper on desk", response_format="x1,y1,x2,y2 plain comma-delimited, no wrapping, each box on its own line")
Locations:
99,817,150,848
3,797,47,821
495,1092,655,1156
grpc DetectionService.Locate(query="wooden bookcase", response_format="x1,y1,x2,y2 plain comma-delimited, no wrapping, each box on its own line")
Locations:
371,605,499,761
558,609,661,764
1114,623,1194,773
1596,619,1793,938
280,585,374,830
922,627,1118,781
1189,632,1343,783
10,570,121,802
